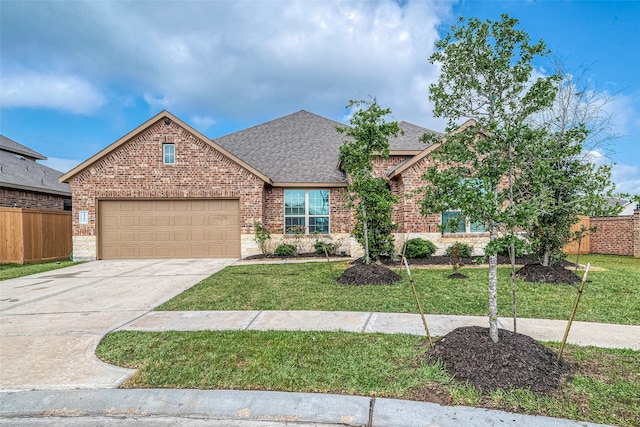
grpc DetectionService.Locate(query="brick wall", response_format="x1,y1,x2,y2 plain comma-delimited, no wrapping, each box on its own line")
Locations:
68,118,264,244
590,214,637,256
0,187,68,211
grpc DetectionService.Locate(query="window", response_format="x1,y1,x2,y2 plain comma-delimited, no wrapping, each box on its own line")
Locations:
79,210,89,225
442,211,486,233
163,144,175,165
284,189,329,234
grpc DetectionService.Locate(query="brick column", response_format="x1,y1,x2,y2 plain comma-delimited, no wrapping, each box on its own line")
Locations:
634,209,640,258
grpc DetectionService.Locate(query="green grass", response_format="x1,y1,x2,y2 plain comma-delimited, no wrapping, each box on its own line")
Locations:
0,260,76,281
158,255,640,325
96,330,640,427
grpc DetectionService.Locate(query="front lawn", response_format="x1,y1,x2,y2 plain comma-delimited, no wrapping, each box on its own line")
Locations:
97,330,640,427
0,260,76,281
158,254,640,325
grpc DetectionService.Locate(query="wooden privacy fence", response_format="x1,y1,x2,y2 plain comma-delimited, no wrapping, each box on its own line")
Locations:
0,207,72,264
563,216,591,255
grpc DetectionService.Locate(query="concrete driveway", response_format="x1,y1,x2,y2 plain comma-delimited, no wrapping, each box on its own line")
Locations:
0,258,236,391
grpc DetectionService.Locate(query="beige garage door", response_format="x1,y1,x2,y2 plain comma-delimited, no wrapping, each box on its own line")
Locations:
99,199,240,259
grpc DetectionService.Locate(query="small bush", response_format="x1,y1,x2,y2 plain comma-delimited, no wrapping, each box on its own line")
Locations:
445,242,473,259
314,241,341,256
404,238,437,259
485,236,530,258
274,243,297,257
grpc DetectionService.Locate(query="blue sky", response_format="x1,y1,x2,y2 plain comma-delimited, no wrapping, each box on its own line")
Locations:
1,0,638,194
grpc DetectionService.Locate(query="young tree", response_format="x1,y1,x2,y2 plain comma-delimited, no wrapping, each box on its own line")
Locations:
337,99,401,264
420,15,558,342
522,59,625,265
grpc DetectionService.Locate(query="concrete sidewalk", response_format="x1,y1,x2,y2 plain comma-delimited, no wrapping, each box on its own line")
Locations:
120,310,640,350
0,389,612,427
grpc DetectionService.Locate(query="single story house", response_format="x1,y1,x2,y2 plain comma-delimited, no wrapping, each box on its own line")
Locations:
60,110,488,261
1,134,72,210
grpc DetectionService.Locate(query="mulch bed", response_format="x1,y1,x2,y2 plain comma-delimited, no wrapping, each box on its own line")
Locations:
515,263,581,284
430,326,570,392
245,253,581,285
336,261,402,285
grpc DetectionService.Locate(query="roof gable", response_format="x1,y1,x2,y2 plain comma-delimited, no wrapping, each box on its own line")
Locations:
60,111,271,184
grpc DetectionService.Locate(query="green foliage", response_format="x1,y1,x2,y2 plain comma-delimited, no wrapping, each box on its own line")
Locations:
522,125,621,266
274,243,296,257
314,240,341,256
485,235,530,258
421,14,561,341
337,99,401,263
253,221,271,255
403,238,437,259
444,242,473,259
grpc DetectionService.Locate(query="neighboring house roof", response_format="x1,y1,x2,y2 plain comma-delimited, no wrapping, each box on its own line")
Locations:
0,134,46,160
0,134,71,197
60,111,272,185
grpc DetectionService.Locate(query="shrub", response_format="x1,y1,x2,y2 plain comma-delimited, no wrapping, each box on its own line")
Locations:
445,242,473,259
403,238,437,259
274,243,296,257
485,235,530,258
314,240,341,256
253,221,271,255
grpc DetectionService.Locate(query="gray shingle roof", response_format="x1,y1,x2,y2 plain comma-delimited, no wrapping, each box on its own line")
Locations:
0,135,71,196
392,121,442,151
214,110,440,183
0,134,46,160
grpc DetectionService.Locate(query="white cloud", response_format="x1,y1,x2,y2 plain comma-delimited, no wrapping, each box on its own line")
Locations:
0,73,106,114
611,163,640,196
41,157,82,174
191,115,216,131
0,0,451,125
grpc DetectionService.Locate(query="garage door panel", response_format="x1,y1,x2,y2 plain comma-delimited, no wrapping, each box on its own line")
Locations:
99,199,240,259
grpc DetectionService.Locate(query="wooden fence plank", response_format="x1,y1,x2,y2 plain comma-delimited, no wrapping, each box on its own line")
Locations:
0,208,71,264
563,216,591,255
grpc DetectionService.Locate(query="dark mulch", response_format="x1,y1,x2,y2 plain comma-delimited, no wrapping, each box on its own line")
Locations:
381,255,573,267
515,263,581,284
336,261,402,285
430,326,569,393
243,252,349,260
447,272,469,279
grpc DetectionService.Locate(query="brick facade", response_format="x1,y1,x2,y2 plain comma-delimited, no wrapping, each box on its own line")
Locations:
68,119,265,259
64,114,493,259
0,187,69,211
590,212,640,257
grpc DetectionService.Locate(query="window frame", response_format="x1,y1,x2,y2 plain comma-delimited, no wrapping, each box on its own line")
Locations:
163,143,175,165
284,189,330,235
441,210,486,234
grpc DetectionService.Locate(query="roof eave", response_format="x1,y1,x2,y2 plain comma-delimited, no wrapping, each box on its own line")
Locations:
0,183,72,197
271,182,348,188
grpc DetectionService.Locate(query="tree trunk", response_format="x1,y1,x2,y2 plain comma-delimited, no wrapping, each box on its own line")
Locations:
489,228,499,343
543,250,550,267
510,240,517,333
362,202,370,264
